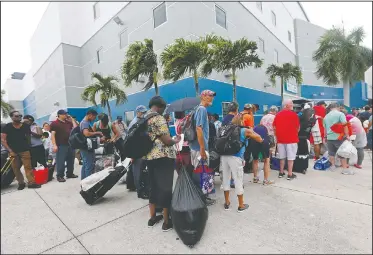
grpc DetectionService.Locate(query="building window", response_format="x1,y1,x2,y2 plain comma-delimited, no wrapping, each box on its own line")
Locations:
97,47,103,64
153,2,167,28
222,102,231,118
258,38,265,53
271,11,276,26
256,2,262,12
215,5,227,29
274,49,278,63
93,2,100,20
125,111,134,126
119,29,128,49
288,31,292,42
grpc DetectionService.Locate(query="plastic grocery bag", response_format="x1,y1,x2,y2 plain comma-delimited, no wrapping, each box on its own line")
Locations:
336,140,357,159
171,166,208,247
94,155,115,173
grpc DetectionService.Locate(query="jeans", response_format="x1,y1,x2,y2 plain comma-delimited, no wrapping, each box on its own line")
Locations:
80,149,95,180
368,130,372,150
56,145,75,178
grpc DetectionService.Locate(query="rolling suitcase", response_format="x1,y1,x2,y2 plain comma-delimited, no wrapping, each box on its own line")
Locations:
292,138,309,174
126,164,136,191
138,162,149,198
80,164,128,205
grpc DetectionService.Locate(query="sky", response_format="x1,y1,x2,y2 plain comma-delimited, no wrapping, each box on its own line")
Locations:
1,1,372,88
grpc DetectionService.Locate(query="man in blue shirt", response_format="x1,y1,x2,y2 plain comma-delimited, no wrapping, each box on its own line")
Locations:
189,90,216,205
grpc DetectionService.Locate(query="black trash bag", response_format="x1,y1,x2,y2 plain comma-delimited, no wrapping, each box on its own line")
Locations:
171,166,208,247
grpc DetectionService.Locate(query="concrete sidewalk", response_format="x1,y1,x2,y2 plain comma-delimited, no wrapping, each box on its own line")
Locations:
1,152,372,254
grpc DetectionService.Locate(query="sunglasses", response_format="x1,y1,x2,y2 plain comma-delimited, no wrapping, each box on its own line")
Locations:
13,115,22,118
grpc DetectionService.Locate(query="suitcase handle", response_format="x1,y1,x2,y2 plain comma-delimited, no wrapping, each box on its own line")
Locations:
1,157,14,174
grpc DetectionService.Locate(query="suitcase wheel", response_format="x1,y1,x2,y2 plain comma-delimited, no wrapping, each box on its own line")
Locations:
302,169,307,174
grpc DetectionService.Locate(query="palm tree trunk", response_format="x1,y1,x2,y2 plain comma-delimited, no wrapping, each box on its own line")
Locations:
154,68,159,96
107,102,112,122
280,77,284,103
343,81,350,107
232,70,237,102
193,70,199,97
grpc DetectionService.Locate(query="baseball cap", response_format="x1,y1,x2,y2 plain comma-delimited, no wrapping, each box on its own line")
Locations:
316,101,326,106
244,103,253,109
135,105,147,113
57,109,68,115
200,90,216,97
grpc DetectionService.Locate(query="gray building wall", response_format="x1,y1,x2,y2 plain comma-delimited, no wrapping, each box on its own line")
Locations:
294,18,330,86
8,100,24,115
31,2,325,114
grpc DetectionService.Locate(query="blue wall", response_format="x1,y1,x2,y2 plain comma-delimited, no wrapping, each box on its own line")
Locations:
35,78,281,125
301,85,343,100
350,81,369,108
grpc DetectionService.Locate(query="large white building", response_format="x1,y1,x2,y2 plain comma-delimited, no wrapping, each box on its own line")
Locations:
3,2,370,124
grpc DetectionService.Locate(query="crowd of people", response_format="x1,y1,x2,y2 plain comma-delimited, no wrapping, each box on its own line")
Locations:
1,91,372,232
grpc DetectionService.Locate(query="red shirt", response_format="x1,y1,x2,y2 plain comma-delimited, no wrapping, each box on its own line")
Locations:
50,119,73,146
273,109,300,144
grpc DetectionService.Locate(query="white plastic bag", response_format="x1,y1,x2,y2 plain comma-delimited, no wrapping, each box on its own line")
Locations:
336,140,357,159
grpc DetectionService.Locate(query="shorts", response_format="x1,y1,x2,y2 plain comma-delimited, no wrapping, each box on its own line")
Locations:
277,143,298,160
327,140,344,157
220,156,244,195
311,123,323,145
147,157,175,208
250,140,270,160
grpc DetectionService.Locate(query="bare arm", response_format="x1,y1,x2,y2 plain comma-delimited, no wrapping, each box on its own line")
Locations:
196,126,205,151
158,133,177,146
31,126,43,138
244,128,263,143
92,123,97,132
83,129,101,137
1,133,14,154
110,123,120,141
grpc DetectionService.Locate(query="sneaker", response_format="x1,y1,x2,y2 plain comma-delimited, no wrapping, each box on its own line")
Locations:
17,183,26,190
148,215,163,228
342,169,355,175
237,204,249,213
278,172,286,178
353,164,362,169
224,203,230,211
328,165,338,172
57,177,66,182
287,174,297,180
253,177,259,183
162,220,173,232
28,183,41,189
66,174,78,179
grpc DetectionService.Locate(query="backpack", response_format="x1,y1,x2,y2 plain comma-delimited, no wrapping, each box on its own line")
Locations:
177,107,198,142
69,126,88,150
122,113,159,159
215,123,244,155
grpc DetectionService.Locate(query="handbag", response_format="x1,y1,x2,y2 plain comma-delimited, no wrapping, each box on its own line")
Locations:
193,160,214,195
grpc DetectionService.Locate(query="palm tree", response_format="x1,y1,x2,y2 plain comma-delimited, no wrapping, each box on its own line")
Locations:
203,37,263,102
265,63,303,101
313,26,372,106
1,90,14,118
161,35,218,96
121,39,160,95
81,73,127,121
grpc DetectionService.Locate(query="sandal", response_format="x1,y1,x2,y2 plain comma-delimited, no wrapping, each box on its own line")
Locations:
253,177,259,183
263,180,275,186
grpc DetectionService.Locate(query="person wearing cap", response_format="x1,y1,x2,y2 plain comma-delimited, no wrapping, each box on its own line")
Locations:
241,104,254,128
22,115,47,169
50,109,79,182
222,102,239,126
189,89,216,205
128,105,148,130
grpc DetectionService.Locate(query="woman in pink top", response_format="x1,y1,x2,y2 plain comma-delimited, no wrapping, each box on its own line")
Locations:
346,114,367,168
260,106,278,148
174,111,191,174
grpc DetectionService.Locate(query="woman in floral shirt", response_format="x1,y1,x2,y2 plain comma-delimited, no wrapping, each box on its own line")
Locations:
144,96,181,232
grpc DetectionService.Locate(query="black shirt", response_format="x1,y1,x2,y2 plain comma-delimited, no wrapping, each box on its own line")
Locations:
2,123,31,153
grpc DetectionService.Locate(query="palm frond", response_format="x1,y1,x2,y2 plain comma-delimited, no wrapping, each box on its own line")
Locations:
265,63,303,87
1,90,14,118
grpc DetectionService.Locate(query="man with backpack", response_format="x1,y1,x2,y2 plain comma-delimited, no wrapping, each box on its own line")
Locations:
188,90,216,205
80,109,103,180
